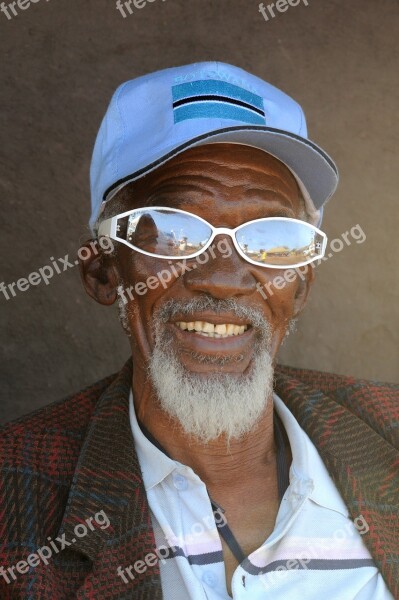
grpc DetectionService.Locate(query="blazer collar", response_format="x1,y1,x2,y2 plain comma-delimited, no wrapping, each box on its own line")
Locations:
56,358,139,561
274,366,399,598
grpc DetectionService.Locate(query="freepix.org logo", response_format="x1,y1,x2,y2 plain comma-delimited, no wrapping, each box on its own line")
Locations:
115,0,166,19
259,0,309,22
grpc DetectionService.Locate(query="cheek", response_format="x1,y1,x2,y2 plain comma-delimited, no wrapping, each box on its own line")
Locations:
118,247,162,282
118,250,179,314
257,270,299,320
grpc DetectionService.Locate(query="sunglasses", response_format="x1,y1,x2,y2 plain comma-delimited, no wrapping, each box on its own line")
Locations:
98,206,327,269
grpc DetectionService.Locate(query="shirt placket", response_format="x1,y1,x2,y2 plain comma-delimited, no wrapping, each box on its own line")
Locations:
231,474,314,598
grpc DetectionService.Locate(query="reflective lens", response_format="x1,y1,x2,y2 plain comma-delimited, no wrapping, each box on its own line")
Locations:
107,207,326,267
116,208,212,257
236,219,325,266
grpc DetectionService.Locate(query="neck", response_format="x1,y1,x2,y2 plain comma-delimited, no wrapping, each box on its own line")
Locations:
131,362,277,492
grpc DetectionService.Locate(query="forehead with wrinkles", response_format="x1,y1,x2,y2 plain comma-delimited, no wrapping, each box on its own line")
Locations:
97,143,303,225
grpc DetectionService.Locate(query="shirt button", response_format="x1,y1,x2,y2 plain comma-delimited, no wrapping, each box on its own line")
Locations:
202,570,217,587
173,473,188,490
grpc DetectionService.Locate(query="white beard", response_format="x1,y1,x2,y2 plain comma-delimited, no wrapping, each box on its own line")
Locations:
148,297,275,446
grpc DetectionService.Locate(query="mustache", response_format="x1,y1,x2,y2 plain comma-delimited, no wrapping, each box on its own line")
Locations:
153,295,272,337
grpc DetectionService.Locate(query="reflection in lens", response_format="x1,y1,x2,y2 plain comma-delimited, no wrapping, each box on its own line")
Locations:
124,209,212,257
236,220,324,266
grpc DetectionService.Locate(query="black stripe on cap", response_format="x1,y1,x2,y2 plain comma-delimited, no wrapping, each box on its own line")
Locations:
173,95,265,117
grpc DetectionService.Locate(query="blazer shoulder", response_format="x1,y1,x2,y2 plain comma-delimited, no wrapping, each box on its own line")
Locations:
0,370,118,472
276,363,398,398
276,365,399,393
276,363,399,447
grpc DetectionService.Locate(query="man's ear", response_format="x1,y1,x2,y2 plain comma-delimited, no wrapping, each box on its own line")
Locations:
78,241,119,305
292,266,315,318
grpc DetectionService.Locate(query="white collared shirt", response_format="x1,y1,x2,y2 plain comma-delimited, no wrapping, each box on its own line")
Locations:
128,390,393,599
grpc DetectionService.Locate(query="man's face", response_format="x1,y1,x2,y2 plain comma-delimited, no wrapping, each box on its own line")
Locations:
100,143,312,443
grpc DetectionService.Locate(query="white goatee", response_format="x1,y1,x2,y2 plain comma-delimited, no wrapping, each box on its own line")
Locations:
148,297,275,446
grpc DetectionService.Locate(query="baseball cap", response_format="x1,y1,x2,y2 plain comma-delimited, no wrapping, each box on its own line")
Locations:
89,61,338,233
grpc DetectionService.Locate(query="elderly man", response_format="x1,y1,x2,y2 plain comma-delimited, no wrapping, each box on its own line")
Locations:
1,63,397,599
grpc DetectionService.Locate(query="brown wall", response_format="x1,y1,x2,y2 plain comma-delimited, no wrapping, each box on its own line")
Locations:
1,0,398,422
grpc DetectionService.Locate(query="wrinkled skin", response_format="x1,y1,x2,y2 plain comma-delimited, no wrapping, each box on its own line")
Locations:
79,143,314,592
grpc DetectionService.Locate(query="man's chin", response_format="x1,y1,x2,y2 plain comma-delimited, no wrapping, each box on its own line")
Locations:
148,344,274,445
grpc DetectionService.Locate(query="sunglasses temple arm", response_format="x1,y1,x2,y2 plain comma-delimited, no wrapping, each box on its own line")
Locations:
321,233,328,257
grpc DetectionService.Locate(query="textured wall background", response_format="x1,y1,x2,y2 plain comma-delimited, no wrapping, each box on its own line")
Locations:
1,0,398,422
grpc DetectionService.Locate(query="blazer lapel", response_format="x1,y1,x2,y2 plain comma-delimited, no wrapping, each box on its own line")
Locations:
274,367,399,599
56,358,163,599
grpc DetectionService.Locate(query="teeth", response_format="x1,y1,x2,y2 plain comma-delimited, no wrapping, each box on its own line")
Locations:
176,321,249,337
215,324,226,335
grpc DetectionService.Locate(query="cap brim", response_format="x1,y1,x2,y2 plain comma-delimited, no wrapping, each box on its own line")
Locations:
103,125,338,212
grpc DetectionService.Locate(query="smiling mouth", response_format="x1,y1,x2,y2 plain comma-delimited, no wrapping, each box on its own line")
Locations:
175,321,250,338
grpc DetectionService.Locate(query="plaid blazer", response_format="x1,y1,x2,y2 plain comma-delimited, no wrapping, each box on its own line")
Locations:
1,358,398,599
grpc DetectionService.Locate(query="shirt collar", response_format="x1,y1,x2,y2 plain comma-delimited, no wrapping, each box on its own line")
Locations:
273,391,349,517
129,386,349,517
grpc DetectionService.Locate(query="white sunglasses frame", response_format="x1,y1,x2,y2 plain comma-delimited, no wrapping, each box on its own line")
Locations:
98,206,328,269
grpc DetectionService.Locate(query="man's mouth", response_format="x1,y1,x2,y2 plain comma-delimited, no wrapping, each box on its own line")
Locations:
175,321,249,338
159,309,263,372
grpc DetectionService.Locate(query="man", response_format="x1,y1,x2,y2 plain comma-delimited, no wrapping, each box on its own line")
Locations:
0,62,397,599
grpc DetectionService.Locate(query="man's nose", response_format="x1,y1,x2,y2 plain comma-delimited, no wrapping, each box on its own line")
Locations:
183,235,257,299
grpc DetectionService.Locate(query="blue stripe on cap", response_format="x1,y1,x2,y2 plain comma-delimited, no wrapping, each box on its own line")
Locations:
174,102,266,125
172,79,264,111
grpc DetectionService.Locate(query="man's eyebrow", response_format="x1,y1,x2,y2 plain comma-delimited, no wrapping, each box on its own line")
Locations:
263,206,296,218
144,190,213,209
144,196,294,215
142,186,297,217
145,196,186,208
